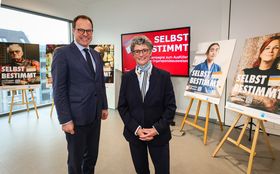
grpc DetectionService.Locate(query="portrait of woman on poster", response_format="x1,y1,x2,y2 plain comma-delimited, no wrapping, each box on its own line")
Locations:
231,36,280,113
187,43,221,95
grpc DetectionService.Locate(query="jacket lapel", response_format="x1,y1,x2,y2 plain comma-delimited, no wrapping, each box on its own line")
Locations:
131,70,143,102
145,67,157,102
90,49,99,80
70,42,95,80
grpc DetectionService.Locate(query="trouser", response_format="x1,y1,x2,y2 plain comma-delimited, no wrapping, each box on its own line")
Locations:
129,142,170,174
65,119,101,174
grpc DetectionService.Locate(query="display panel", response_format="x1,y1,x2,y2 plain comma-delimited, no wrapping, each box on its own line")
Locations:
0,42,40,89
46,44,114,86
45,44,65,87
184,39,236,104
90,44,114,83
227,33,280,124
121,27,190,76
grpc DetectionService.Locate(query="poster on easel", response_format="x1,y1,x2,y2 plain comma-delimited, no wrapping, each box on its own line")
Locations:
227,33,280,124
0,42,40,89
90,44,114,83
46,44,114,86
45,44,66,87
184,39,236,104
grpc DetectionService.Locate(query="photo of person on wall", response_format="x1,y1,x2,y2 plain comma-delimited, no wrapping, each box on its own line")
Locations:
7,44,40,71
230,35,280,114
0,43,40,87
186,43,221,95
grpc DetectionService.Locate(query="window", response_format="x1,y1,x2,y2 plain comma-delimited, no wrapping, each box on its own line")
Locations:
0,38,7,42
19,38,26,43
0,5,71,115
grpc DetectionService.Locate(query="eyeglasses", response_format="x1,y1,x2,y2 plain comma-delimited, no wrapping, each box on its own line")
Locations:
76,28,93,35
9,50,21,54
132,49,150,55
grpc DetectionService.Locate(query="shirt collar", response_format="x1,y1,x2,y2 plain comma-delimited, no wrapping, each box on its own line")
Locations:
135,64,153,76
74,40,89,52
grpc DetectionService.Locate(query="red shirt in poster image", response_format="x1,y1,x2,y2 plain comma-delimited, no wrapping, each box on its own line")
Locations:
121,27,190,76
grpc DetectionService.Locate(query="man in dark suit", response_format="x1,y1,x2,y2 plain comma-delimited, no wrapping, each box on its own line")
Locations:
118,35,176,174
52,15,108,174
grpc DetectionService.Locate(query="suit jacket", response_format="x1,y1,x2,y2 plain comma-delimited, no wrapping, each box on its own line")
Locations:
52,42,108,125
118,67,176,146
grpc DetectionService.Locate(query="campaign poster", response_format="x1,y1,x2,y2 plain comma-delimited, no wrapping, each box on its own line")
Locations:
227,33,280,124
45,44,66,87
90,44,114,83
46,44,114,85
121,27,190,76
184,39,236,104
0,42,40,89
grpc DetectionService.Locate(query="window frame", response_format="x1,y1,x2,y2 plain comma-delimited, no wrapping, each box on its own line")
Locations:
0,4,73,116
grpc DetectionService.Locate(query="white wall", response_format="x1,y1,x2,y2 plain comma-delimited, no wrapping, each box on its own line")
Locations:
88,0,230,120
2,0,89,20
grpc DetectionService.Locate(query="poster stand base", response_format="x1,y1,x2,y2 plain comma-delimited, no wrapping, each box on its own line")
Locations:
8,88,39,123
235,117,269,141
179,97,224,145
212,113,275,174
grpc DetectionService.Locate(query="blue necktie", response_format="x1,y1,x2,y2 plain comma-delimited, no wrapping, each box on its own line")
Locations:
83,48,95,77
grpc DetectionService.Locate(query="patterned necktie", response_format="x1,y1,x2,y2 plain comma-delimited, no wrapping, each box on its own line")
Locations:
83,48,95,77
141,71,148,101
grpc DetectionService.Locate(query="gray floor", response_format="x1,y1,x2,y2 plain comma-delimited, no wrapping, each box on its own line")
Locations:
0,106,279,174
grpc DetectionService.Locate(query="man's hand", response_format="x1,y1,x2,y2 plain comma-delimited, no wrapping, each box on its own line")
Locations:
137,128,158,141
62,121,75,134
101,109,109,120
32,60,40,71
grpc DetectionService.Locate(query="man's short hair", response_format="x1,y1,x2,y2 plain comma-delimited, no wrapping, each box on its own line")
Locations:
72,15,93,29
7,44,23,53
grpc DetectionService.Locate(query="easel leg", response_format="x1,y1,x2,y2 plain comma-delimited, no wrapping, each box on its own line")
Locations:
194,100,202,124
236,116,251,145
180,98,194,131
249,118,253,141
23,89,30,112
247,119,260,174
212,113,242,157
50,99,54,117
30,90,39,119
260,121,275,159
214,104,223,131
203,102,211,145
8,90,15,123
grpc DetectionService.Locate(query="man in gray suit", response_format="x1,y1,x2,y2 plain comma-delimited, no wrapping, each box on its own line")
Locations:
52,15,108,174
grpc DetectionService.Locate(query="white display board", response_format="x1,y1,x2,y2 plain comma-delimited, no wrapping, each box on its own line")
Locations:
184,39,236,104
227,33,280,124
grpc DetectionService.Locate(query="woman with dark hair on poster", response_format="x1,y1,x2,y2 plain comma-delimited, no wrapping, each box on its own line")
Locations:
231,36,280,113
187,43,221,95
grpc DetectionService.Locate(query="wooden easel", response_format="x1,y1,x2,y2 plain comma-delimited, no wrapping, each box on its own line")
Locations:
50,99,54,117
8,88,39,123
180,97,224,145
212,113,275,174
